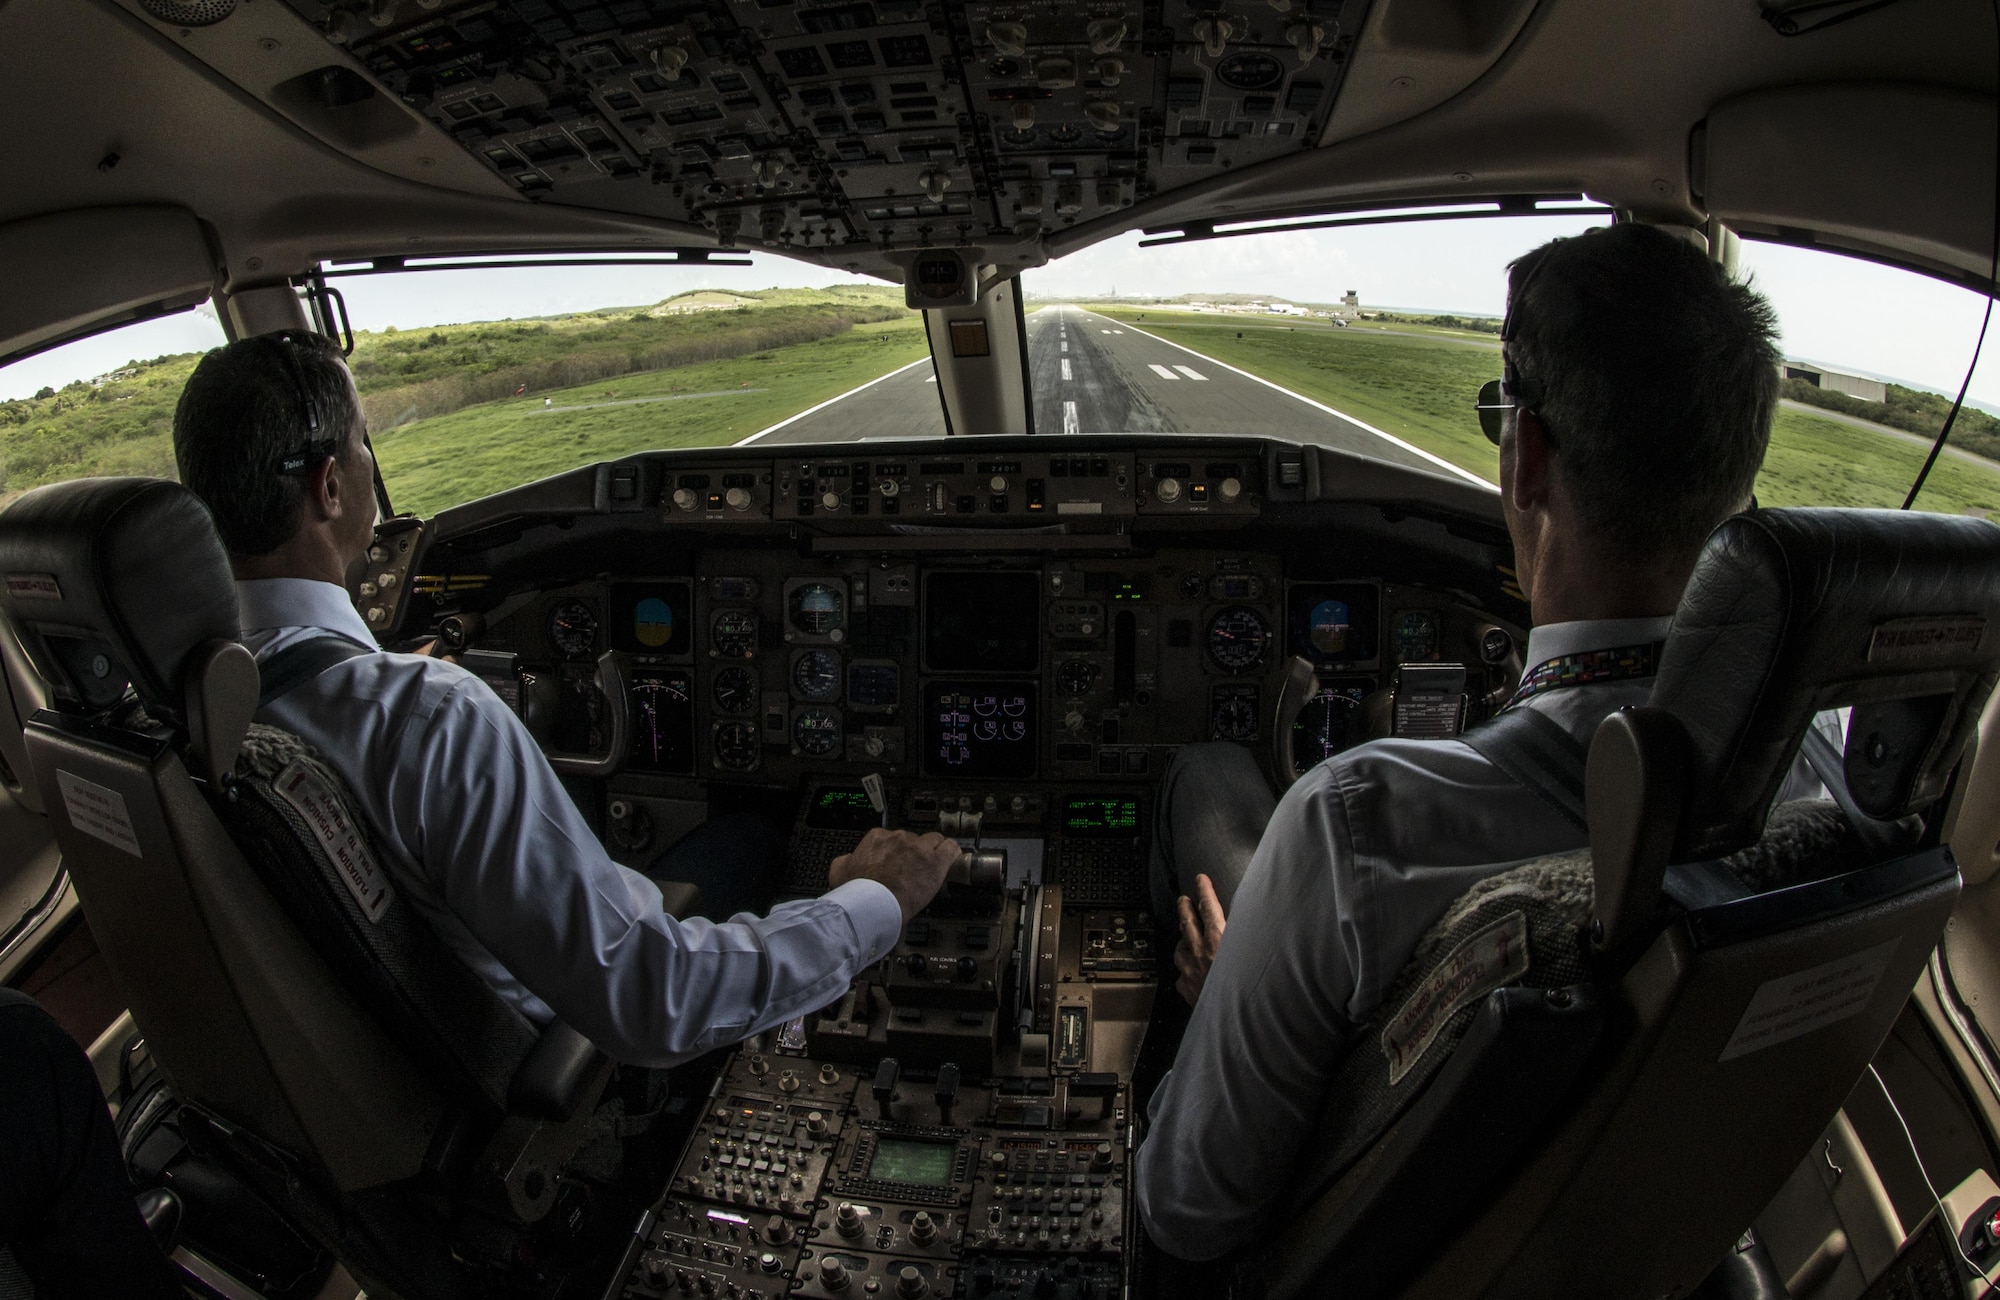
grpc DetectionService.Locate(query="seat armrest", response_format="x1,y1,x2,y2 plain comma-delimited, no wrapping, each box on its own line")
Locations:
507,1020,605,1122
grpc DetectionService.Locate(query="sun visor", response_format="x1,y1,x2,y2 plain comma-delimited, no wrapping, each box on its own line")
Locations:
1698,84,1998,290
0,206,216,366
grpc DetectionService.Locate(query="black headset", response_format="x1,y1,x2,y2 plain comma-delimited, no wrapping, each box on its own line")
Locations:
265,330,340,476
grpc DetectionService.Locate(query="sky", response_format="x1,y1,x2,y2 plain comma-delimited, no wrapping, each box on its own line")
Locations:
5,213,1996,411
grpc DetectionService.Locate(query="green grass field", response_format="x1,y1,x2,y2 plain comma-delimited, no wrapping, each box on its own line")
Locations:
376,317,929,516
1093,307,2000,516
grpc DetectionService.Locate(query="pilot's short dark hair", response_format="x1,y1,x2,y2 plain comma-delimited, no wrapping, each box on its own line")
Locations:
172,332,364,558
1505,223,1780,558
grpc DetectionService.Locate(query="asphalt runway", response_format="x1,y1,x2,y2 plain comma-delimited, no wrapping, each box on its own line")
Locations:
743,306,1492,486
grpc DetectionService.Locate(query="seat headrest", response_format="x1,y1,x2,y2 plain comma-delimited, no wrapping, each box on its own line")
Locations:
0,478,238,728
1657,507,2000,860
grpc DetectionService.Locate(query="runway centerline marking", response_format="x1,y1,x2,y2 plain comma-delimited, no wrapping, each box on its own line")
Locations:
1061,341,1068,352
1173,365,1208,381
1062,400,1080,435
1061,359,1072,381
1148,364,1180,380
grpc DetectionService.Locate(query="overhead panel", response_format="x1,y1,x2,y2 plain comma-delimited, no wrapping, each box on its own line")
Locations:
274,0,1368,261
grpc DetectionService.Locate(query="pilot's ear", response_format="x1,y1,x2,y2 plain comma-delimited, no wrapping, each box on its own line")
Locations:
1504,408,1553,513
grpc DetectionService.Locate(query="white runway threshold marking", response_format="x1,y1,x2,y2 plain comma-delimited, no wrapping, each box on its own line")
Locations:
1114,319,1496,488
1173,365,1208,381
1062,400,1080,435
1061,359,1072,381
1148,364,1180,380
733,356,932,445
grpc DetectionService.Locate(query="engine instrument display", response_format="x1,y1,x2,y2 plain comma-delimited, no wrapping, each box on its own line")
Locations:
711,664,757,715
788,581,846,638
710,609,757,659
609,582,692,657
923,571,1040,672
793,706,842,757
791,649,842,701
1289,583,1382,665
546,598,598,660
712,720,760,772
924,681,1036,779
627,671,694,774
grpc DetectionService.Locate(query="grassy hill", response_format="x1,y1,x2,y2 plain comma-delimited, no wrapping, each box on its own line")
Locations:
0,285,914,504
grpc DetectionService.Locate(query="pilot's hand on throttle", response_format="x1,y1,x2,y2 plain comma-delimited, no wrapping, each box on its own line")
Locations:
1174,873,1227,1008
829,827,960,926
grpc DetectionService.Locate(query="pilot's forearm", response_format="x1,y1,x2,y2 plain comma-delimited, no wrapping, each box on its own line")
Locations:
563,878,903,1068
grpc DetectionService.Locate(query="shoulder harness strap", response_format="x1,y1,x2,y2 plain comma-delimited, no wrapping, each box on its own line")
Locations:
256,635,372,711
1457,706,1590,832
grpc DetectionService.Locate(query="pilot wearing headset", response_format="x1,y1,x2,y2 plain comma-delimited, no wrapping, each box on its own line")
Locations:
1139,223,1817,1261
170,332,960,1068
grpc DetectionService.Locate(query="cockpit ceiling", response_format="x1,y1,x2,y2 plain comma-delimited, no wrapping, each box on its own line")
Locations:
272,0,1365,266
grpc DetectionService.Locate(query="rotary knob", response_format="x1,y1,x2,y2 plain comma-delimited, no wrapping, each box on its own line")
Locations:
989,475,1007,493
725,486,752,511
777,1069,801,1092
758,1252,782,1274
365,605,387,626
1091,1141,1114,1172
673,487,698,510
761,1215,790,1244
879,479,900,497
819,1258,850,1291
746,1054,769,1076
1155,477,1182,503
909,1211,938,1244
805,1110,828,1137
367,544,389,563
1219,476,1242,501
896,1265,929,1299
821,491,840,511
818,1063,841,1085
834,1202,866,1239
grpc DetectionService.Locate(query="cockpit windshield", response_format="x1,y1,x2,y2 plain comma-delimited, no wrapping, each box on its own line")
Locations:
4,218,1998,520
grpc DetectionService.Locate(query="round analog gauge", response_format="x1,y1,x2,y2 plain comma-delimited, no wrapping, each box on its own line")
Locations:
1057,659,1098,697
1211,692,1258,741
712,664,758,715
547,598,598,660
788,582,845,637
792,706,841,757
713,720,760,772
1394,610,1440,663
710,609,757,659
1206,606,1271,673
792,649,841,702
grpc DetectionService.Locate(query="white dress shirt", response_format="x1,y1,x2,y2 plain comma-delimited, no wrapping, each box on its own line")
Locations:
237,578,902,1069
1136,615,1829,1261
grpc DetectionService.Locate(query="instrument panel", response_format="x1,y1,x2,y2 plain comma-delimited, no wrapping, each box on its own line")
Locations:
465,551,1514,792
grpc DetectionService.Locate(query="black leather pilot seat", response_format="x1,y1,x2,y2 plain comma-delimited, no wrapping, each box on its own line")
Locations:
0,477,625,1299
1251,508,2000,1300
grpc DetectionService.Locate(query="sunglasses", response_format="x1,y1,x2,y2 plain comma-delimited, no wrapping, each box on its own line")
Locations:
1474,375,1546,445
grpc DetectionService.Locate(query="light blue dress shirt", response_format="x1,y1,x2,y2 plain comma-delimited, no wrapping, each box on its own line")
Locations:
236,578,903,1069
1137,616,1831,1260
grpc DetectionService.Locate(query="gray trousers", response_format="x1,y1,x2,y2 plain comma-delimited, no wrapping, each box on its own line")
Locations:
1147,743,1279,926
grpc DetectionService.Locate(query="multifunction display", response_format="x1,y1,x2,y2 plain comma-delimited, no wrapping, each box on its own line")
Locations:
1289,582,1382,665
923,571,1041,672
923,681,1036,779
1061,797,1141,836
609,581,692,657
627,670,693,774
